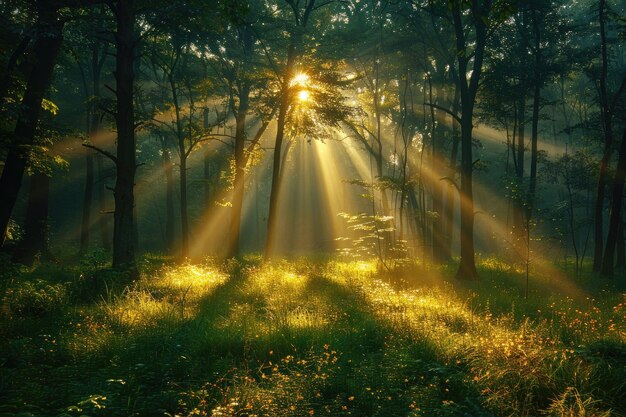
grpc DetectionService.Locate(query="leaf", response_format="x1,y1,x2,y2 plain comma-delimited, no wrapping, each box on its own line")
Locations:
41,98,59,116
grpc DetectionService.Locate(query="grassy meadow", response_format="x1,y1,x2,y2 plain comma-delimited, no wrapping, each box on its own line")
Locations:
1,253,625,417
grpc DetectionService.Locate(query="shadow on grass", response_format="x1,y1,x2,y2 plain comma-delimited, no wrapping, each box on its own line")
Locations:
0,257,496,416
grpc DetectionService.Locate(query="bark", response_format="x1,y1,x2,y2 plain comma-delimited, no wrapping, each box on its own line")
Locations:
203,108,213,207
617,220,625,269
373,74,391,219
442,85,460,262
457,100,479,280
226,27,254,258
0,4,64,246
453,0,490,281
12,173,51,265
593,0,612,272
80,151,94,252
228,87,250,258
111,0,137,271
431,83,445,264
264,44,295,260
203,151,213,207
161,141,175,250
594,150,611,271
513,96,526,239
96,153,110,249
164,46,190,258
601,127,626,276
80,16,106,254
526,8,542,221
179,155,189,258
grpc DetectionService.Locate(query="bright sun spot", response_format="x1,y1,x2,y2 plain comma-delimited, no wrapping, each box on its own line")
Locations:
291,72,310,86
298,90,310,102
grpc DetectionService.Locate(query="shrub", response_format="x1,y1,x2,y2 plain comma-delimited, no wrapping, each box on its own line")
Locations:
4,279,68,316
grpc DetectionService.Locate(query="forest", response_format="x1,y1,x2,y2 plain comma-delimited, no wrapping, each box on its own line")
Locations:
1,0,626,416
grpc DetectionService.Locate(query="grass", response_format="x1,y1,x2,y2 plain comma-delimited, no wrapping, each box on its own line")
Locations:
0,252,625,416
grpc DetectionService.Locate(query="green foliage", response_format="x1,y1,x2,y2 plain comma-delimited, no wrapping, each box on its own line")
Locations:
4,279,68,316
1,255,625,417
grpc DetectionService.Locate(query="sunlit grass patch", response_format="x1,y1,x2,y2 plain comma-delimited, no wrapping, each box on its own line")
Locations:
149,261,228,304
2,256,626,417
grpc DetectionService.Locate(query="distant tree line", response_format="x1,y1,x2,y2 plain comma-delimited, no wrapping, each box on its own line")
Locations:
0,0,624,278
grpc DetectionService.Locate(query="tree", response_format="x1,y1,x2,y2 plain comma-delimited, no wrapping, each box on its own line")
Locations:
0,1,65,246
201,0,274,258
447,0,495,280
144,6,210,259
109,0,138,271
69,6,110,254
592,0,626,272
263,0,320,260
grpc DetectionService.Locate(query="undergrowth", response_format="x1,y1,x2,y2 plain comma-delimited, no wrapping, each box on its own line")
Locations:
0,254,624,416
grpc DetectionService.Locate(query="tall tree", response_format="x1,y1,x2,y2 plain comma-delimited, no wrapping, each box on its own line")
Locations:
109,0,138,271
593,0,626,271
146,26,213,258
449,0,493,280
0,1,64,246
264,0,319,260
74,7,109,254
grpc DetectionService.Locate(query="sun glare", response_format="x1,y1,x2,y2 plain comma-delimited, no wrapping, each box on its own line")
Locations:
298,90,310,102
290,72,310,86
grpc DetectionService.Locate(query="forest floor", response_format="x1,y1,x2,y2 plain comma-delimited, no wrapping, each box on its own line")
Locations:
1,253,625,417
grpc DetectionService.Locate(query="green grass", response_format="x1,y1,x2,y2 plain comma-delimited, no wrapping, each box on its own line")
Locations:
0,253,625,416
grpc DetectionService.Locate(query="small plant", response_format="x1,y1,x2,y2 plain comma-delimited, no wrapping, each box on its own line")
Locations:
4,279,68,316
543,387,611,417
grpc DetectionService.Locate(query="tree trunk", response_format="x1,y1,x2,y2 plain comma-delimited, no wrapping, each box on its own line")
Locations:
179,156,189,258
228,86,250,258
526,8,542,222
453,0,489,281
161,142,175,251
456,101,479,280
12,173,51,265
167,56,189,258
263,1,317,260
227,27,254,259
594,151,611,271
203,108,213,208
513,96,526,241
111,0,137,272
442,85,460,262
80,151,94,253
80,26,106,254
0,4,63,246
601,127,626,276
593,0,612,272
264,43,297,260
617,220,625,269
431,83,446,263
96,153,110,249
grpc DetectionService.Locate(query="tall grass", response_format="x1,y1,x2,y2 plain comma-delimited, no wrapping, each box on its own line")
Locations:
0,255,624,416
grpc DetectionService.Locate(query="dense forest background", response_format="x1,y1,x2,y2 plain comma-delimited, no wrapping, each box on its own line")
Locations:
1,0,625,278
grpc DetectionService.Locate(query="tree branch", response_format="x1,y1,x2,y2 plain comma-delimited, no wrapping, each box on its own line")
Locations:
440,176,460,193
424,102,461,124
82,143,118,164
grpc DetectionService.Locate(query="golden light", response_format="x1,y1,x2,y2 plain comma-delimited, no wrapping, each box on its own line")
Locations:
290,72,310,86
298,89,310,102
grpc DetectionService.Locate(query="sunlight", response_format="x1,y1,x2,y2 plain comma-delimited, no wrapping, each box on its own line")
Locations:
290,72,310,87
292,72,311,105
297,89,310,102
